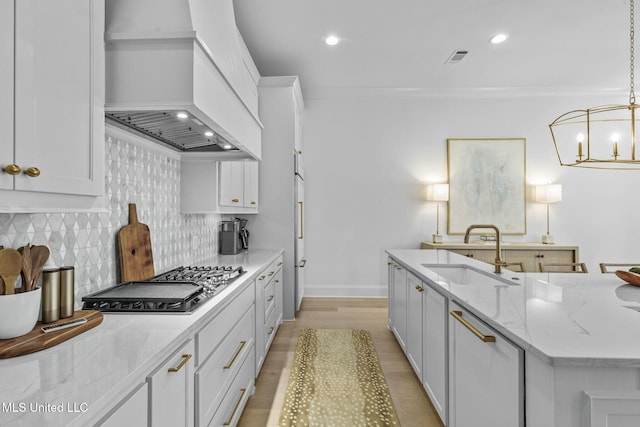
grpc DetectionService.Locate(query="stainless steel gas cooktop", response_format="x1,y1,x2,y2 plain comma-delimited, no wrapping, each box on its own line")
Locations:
82,266,244,313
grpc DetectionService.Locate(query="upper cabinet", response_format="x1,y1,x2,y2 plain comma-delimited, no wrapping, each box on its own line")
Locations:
181,156,259,214
105,0,262,159
0,0,105,211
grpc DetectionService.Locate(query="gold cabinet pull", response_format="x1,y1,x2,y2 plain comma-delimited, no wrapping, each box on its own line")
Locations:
277,262,283,266
297,259,307,268
2,164,21,175
224,341,247,369
267,326,275,335
167,353,192,372
24,167,40,177
232,198,239,203
250,201,256,205
268,271,274,276
415,285,424,292
267,295,274,302
258,275,266,281
450,310,495,343
223,388,247,426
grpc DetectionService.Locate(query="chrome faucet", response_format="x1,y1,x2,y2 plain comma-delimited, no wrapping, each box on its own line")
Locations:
463,224,507,274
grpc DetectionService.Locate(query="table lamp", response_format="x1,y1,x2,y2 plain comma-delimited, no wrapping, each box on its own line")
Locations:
426,183,449,243
535,184,562,244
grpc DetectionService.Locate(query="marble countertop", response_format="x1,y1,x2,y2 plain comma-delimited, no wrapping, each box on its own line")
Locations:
387,249,640,368
0,249,282,427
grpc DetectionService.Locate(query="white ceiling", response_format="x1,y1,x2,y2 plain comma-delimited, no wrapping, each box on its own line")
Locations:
233,0,632,97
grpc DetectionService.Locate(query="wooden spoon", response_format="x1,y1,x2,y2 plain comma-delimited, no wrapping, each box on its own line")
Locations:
17,244,33,293
29,245,50,292
0,248,23,295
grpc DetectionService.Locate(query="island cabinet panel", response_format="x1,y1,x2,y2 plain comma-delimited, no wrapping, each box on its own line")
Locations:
406,272,424,379
388,260,408,350
422,285,447,425
448,302,524,427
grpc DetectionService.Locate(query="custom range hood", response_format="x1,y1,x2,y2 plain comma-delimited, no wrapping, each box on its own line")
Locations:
105,0,262,158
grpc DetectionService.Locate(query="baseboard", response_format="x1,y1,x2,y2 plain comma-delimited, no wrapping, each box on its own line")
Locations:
304,284,388,298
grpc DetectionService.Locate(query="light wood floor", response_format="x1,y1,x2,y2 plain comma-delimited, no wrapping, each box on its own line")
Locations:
237,297,444,427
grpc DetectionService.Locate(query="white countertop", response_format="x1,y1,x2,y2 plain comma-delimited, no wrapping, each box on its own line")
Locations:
0,249,282,427
387,249,640,368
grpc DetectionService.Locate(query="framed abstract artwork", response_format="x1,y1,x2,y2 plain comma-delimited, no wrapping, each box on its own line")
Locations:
447,138,526,235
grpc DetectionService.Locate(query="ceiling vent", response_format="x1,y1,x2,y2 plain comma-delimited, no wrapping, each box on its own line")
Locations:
445,50,469,64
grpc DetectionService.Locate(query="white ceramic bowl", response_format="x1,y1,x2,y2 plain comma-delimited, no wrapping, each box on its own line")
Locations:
0,288,42,339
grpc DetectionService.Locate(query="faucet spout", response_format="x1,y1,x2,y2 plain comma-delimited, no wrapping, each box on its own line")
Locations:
463,224,506,274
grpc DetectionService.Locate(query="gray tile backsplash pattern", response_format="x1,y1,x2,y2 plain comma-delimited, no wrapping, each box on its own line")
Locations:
0,132,220,306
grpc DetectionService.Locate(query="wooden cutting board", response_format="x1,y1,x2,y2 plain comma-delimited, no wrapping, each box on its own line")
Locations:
117,203,155,282
0,310,103,359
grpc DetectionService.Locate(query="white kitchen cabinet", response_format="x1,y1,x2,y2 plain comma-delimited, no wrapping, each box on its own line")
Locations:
219,160,259,209
255,254,284,374
148,340,195,427
181,157,258,214
248,76,305,321
0,0,13,192
195,282,255,427
422,284,448,425
406,272,423,379
389,261,408,350
97,383,148,427
0,0,104,210
449,302,524,427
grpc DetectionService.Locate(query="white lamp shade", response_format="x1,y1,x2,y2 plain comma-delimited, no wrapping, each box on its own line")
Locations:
426,183,449,202
535,184,562,203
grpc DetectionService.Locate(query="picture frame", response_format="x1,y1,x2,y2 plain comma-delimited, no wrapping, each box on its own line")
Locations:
447,138,526,235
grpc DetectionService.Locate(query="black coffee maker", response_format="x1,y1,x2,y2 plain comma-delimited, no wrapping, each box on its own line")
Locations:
220,218,249,254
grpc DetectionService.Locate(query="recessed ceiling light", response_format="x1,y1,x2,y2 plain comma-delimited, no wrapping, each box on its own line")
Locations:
204,130,214,137
490,33,508,44
222,143,232,150
176,112,189,119
325,35,340,46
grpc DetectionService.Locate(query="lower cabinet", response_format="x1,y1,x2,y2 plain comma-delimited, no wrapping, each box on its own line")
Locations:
255,254,283,375
97,383,148,426
406,272,424,379
448,302,524,427
388,260,408,350
422,283,447,425
148,340,195,427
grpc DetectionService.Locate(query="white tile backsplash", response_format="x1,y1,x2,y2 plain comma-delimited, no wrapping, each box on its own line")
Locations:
0,131,221,306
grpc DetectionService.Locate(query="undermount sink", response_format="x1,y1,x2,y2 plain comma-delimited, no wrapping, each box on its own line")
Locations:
421,264,520,287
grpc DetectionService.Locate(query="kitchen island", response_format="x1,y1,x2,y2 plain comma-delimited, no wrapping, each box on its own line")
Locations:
0,249,283,427
387,248,640,427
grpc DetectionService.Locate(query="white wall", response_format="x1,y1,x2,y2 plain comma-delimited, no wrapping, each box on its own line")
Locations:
302,91,640,296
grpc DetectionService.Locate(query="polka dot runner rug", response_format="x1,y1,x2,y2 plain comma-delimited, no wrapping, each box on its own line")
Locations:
278,328,400,427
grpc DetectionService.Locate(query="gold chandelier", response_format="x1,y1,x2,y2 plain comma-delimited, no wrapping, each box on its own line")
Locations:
549,0,640,169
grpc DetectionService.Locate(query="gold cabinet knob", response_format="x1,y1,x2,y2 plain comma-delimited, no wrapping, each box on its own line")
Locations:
2,164,21,175
24,167,41,177
231,198,239,203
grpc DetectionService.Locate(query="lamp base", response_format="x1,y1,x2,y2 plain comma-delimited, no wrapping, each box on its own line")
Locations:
542,234,555,244
432,234,443,243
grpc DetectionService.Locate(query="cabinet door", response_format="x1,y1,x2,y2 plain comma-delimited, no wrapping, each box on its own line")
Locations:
503,249,536,272
390,263,407,350
243,160,259,208
0,0,13,191
538,249,576,271
406,272,423,379
449,303,523,427
219,161,244,207
148,340,195,427
98,383,148,427
14,0,103,196
423,286,447,425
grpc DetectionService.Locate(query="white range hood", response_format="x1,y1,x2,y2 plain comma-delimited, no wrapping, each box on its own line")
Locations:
104,0,262,159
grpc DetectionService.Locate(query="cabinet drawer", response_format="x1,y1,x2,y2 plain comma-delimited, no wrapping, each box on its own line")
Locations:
264,305,278,355
274,255,283,272
207,345,255,427
263,278,276,321
196,307,254,426
197,284,254,364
